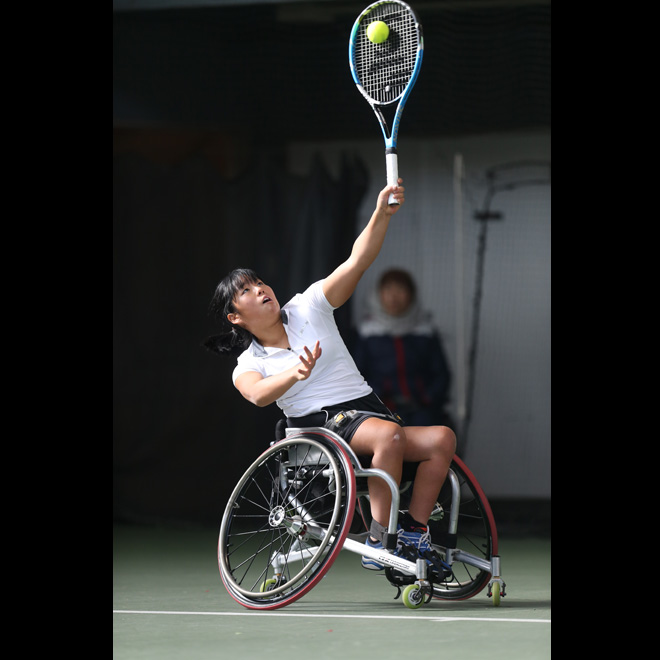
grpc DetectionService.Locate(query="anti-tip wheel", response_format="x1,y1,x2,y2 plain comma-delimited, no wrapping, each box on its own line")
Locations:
259,578,278,593
491,581,501,607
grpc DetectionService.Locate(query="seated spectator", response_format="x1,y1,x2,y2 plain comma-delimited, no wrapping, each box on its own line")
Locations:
354,268,453,428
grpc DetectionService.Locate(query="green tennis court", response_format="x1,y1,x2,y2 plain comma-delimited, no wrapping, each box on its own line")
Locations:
114,522,550,659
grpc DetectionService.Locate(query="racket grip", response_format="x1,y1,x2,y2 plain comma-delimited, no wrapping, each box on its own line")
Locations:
385,149,400,205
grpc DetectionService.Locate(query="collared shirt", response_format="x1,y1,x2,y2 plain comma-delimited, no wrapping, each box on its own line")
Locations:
232,280,372,417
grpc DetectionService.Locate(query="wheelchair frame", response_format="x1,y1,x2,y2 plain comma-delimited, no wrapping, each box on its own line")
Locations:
218,426,505,610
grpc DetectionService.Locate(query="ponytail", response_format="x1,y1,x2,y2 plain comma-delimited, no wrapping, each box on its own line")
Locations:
202,268,260,358
203,325,252,357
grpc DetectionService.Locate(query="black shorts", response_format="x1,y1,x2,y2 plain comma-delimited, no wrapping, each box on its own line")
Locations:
286,391,404,443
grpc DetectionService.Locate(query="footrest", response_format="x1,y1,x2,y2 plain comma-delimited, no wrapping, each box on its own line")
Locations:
384,566,417,587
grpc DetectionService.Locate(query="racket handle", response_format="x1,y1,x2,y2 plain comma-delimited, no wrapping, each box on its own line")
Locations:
385,149,400,205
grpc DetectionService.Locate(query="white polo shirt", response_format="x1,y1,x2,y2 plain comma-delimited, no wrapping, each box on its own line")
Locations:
232,279,372,417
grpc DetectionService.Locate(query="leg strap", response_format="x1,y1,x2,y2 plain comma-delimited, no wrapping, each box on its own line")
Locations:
369,519,387,543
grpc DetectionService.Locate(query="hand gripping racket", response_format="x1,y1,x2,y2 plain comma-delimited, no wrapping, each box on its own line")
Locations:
349,1,423,204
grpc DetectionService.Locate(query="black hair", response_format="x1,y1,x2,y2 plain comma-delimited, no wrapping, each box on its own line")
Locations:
203,268,261,357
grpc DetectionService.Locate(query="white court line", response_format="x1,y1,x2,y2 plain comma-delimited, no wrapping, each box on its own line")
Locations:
113,610,550,624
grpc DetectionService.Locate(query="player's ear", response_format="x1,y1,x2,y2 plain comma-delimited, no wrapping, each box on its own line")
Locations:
227,312,240,325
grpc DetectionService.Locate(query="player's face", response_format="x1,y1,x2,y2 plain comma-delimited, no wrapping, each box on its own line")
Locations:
228,279,280,329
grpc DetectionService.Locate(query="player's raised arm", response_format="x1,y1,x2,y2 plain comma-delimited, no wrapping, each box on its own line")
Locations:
323,181,404,309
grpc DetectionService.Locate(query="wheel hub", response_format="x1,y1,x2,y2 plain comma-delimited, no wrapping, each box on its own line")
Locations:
268,505,286,527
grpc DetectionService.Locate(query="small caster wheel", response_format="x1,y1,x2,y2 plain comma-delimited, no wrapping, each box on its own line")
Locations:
402,584,424,610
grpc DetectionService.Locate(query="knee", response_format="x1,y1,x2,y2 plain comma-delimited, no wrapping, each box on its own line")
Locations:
435,425,457,459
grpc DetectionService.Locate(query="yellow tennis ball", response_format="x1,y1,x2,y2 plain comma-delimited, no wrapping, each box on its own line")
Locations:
367,20,389,44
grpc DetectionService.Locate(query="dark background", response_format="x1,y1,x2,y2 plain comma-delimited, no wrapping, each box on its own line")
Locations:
113,0,550,533
114,0,550,139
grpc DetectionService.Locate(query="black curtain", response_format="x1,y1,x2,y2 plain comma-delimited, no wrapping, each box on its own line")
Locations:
113,134,368,526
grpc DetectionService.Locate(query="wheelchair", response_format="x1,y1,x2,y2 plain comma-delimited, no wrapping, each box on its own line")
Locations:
217,424,505,610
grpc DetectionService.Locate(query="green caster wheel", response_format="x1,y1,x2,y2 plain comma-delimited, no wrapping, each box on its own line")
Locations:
402,584,425,609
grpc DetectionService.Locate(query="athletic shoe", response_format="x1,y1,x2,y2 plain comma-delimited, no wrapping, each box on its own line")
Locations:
361,536,386,570
397,526,433,554
397,526,452,580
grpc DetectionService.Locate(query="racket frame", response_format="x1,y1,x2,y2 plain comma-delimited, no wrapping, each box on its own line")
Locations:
349,1,424,202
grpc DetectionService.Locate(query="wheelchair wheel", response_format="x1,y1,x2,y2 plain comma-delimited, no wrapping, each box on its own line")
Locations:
429,455,498,601
218,433,356,609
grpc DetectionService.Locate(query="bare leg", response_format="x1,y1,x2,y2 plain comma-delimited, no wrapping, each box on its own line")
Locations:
349,418,406,529
401,425,456,525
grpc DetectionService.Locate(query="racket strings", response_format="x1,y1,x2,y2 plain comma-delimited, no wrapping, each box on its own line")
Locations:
354,5,419,105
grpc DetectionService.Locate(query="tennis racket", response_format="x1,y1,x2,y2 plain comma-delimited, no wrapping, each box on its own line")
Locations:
349,1,423,204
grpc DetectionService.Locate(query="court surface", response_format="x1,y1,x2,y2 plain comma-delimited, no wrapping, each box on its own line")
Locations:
113,522,550,659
